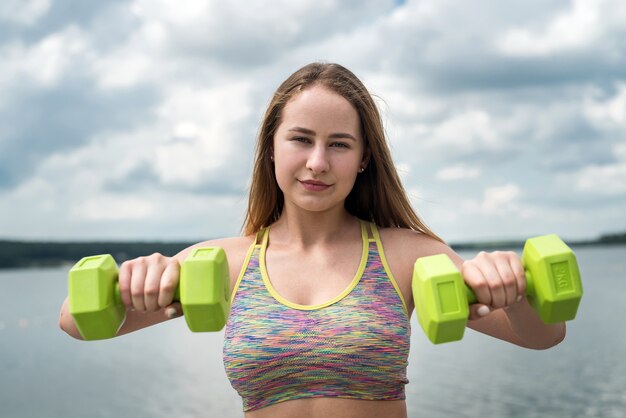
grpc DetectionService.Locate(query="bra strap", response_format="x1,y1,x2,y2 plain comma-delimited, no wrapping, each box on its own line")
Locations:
260,226,270,249
370,222,381,243
253,228,266,247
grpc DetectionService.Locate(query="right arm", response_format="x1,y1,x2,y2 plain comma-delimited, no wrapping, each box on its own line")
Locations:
58,236,253,340
58,295,177,340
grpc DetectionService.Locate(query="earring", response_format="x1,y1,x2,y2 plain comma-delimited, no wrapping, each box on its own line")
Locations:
358,167,365,173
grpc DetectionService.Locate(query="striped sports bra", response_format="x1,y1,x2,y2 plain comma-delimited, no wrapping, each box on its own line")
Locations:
222,221,411,412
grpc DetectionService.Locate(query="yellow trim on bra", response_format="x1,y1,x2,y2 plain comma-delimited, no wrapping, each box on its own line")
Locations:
369,222,410,317
260,220,369,311
229,235,261,305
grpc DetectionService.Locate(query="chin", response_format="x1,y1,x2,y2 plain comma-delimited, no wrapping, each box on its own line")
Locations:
284,195,333,212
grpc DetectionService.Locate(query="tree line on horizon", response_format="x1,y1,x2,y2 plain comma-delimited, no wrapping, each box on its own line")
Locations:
0,232,625,269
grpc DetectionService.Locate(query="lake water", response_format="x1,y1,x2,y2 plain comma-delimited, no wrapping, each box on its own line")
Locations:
1,246,625,417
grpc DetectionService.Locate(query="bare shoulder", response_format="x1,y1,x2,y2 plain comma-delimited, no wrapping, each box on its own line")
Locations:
174,235,253,257
174,235,256,288
377,226,460,265
376,226,461,314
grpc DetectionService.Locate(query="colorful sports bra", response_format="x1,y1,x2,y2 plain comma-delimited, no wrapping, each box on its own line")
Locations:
222,221,411,412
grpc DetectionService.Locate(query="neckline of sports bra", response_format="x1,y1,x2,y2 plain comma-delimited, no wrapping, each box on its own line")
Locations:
258,220,370,311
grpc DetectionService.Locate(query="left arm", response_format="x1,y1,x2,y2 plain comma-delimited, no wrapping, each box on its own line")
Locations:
467,299,566,349
461,250,566,350
379,228,565,350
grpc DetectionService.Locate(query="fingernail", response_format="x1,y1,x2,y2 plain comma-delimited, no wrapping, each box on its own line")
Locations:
477,305,490,317
166,307,177,319
516,295,523,302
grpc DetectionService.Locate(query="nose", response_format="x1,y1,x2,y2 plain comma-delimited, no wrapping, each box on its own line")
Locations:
306,144,330,174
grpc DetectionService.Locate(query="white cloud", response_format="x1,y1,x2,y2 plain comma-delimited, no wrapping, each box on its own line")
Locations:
0,0,50,26
574,163,626,195
0,26,90,89
480,184,523,214
584,83,626,127
366,73,448,121
73,195,155,221
31,79,255,193
1,0,625,242
0,74,257,238
94,51,156,90
496,0,600,57
615,142,626,160
455,184,533,220
436,164,481,181
428,110,500,152
152,82,254,185
38,129,151,188
91,20,167,90
395,162,412,183
497,0,626,58
119,0,396,73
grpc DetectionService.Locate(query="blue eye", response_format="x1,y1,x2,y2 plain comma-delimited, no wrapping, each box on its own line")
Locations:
292,136,310,143
331,142,350,148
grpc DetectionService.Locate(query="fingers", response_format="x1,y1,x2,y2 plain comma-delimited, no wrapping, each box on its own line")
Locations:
462,251,526,315
131,260,148,311
119,261,133,308
118,254,180,313
497,252,527,304
158,261,180,309
462,261,496,306
144,260,162,311
165,302,183,319
468,303,492,321
508,252,527,296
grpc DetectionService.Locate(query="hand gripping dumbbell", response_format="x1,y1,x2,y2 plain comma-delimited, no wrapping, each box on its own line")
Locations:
412,234,583,344
67,247,230,340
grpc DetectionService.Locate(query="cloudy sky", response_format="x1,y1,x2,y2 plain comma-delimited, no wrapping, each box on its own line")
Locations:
1,0,625,243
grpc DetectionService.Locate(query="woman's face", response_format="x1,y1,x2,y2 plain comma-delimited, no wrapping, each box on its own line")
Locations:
273,85,367,215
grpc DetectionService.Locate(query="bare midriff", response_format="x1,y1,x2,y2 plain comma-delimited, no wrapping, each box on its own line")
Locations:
245,398,408,418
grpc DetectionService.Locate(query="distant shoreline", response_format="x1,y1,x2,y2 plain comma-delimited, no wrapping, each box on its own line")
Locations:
450,237,626,251
1,232,624,269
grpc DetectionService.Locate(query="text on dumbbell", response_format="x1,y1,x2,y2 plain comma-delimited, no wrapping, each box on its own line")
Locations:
550,261,573,294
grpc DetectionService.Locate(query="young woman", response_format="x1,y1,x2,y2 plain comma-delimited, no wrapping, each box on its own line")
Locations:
59,62,565,418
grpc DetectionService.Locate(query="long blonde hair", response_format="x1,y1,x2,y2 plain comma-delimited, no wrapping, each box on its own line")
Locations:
243,62,443,242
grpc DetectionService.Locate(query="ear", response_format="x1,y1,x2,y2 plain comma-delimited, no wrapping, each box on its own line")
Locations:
361,147,371,170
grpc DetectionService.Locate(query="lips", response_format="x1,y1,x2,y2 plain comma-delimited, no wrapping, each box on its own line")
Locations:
299,179,331,191
300,179,329,186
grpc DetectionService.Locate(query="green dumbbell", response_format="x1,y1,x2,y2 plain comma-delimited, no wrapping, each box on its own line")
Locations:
412,234,583,344
67,247,230,340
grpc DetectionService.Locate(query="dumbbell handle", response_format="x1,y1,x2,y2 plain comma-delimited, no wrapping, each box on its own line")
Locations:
462,270,536,306
460,260,580,324
68,248,230,340
432,235,580,325
70,254,184,312
413,234,583,344
109,282,182,309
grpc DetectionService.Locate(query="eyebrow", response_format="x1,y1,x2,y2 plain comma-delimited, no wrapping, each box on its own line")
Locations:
288,127,357,141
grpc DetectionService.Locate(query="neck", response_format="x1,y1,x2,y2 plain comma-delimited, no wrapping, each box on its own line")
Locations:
271,207,359,248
